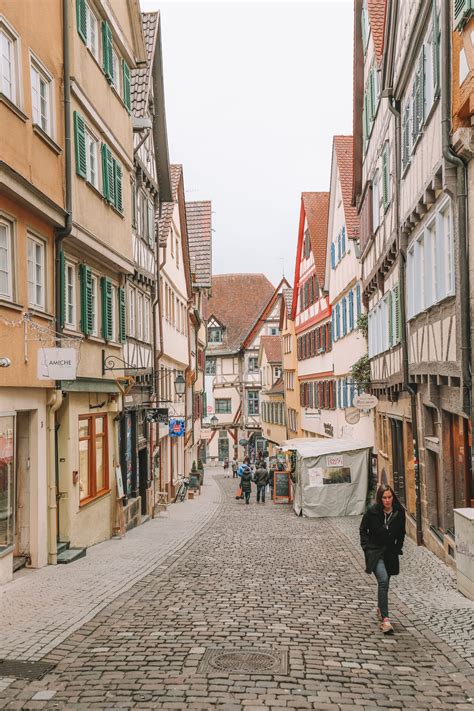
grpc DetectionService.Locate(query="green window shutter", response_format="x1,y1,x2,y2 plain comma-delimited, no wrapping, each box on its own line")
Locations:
118,287,126,343
102,21,113,81
76,0,87,43
122,60,131,111
131,184,137,228
59,250,66,329
454,0,473,30
80,264,93,335
413,48,425,142
101,144,115,204
114,160,123,212
101,277,113,341
402,106,410,172
382,143,390,209
361,6,367,53
362,93,368,151
148,201,155,244
432,0,440,99
73,111,87,179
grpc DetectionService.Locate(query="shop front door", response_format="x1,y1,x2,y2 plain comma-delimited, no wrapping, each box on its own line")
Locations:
218,437,229,462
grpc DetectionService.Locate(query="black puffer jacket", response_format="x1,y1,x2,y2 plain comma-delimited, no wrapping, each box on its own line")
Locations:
254,466,269,486
359,500,406,575
240,470,253,493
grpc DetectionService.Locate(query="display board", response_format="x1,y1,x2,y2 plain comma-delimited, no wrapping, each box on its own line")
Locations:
273,470,292,503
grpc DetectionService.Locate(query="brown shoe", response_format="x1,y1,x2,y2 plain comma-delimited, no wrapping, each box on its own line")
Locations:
380,618,394,634
376,608,382,621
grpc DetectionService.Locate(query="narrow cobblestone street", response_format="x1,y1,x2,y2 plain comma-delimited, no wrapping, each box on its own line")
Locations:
1,468,474,710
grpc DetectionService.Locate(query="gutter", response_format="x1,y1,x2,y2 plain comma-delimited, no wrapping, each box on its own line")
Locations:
48,0,72,562
440,0,471,419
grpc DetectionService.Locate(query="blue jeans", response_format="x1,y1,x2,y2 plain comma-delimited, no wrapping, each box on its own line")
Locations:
373,557,390,619
244,491,250,504
257,485,266,502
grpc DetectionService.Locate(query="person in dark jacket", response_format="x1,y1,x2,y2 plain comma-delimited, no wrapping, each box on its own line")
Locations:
240,467,253,504
359,484,406,634
254,461,269,503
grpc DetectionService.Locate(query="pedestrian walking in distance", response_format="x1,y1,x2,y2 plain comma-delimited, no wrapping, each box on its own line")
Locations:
231,457,238,478
240,465,253,505
255,460,269,503
359,484,406,634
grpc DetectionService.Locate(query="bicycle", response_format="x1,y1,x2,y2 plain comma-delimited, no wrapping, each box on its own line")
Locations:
173,476,189,503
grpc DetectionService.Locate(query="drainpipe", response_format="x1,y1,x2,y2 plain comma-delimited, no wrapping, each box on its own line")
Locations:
440,1,471,422
387,92,423,545
48,0,72,561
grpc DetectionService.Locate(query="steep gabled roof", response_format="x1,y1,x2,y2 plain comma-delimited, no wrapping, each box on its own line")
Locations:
282,288,293,317
302,193,330,283
157,164,182,243
333,136,359,239
204,274,275,353
367,0,387,65
242,277,291,349
185,201,212,289
260,336,282,364
131,12,158,117
267,377,285,396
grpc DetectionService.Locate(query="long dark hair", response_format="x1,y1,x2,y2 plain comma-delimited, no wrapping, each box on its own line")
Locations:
375,484,400,509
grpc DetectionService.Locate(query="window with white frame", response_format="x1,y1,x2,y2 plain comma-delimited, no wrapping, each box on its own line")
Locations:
27,235,45,310
0,22,19,105
84,127,98,188
0,218,13,300
248,390,259,416
90,274,98,335
136,291,143,340
128,285,135,337
372,172,380,232
85,2,100,61
144,297,150,342
111,47,121,94
30,57,53,136
406,201,454,319
65,261,76,328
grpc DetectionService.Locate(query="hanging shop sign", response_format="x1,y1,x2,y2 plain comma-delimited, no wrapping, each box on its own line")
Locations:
353,393,378,410
169,418,185,437
146,408,169,424
38,348,77,380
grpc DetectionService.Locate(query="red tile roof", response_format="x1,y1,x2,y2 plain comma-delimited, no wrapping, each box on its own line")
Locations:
157,165,182,243
333,136,359,239
204,274,275,353
186,201,212,289
367,0,387,65
260,336,282,364
267,377,285,395
302,192,330,284
131,13,158,118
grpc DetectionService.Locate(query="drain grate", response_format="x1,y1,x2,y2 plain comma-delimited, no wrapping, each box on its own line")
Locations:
0,659,56,680
198,648,288,674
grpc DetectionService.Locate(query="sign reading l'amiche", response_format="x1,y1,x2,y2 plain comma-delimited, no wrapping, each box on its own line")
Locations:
38,348,77,380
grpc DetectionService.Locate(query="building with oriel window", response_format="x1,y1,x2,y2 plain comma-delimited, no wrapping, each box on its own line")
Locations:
203,274,289,463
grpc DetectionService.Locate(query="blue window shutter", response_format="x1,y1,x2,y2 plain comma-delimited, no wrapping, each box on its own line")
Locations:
356,284,362,318
331,242,335,269
332,310,336,342
342,297,347,336
348,290,354,330
336,304,340,339
337,232,341,261
341,226,346,255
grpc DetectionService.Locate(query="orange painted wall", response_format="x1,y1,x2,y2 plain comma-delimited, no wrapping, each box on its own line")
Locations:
452,19,474,131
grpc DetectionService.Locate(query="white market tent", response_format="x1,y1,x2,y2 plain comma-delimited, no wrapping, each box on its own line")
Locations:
281,438,372,518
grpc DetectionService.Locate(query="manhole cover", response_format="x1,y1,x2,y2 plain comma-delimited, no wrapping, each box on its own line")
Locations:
198,649,287,674
0,659,56,680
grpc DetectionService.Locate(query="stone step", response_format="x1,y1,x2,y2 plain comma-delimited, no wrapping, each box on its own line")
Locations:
57,547,87,564
13,556,28,573
56,541,70,556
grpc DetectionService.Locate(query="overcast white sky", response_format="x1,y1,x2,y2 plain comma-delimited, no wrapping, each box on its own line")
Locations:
141,0,354,286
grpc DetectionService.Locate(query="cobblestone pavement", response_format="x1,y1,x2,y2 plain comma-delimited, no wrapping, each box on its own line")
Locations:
1,470,474,710
0,473,223,661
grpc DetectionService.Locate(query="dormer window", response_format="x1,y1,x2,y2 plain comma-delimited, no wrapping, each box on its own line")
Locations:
208,327,222,343
303,229,311,259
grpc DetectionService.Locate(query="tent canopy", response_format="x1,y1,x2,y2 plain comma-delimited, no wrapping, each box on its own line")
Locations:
282,438,372,518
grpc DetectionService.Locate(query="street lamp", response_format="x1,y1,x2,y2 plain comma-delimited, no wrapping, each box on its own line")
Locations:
174,372,185,398
210,415,218,427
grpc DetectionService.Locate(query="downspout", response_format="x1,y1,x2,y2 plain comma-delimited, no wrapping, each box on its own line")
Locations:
387,92,423,545
155,224,167,492
440,0,470,421
48,0,72,562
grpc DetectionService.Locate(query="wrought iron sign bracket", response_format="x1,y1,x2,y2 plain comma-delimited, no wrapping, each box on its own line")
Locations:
102,349,149,376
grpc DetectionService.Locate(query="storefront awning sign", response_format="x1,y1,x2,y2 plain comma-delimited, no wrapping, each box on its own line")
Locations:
38,348,77,380
169,418,185,437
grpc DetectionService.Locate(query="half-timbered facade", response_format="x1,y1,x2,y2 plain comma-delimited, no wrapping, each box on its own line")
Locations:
258,336,285,454
203,275,288,463
280,289,303,439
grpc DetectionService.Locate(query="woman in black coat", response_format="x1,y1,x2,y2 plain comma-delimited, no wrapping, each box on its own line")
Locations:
240,469,253,505
359,485,406,634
